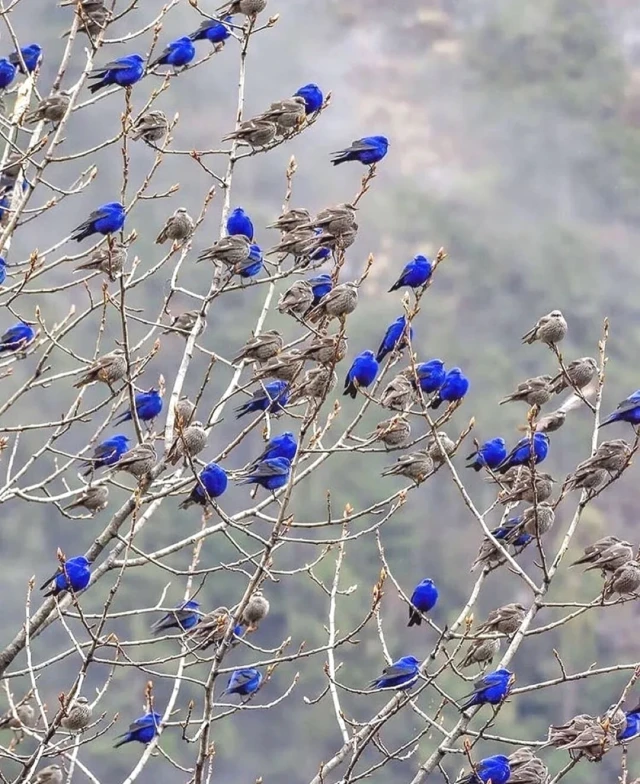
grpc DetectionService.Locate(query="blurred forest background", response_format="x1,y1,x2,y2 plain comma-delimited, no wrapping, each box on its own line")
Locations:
2,0,640,781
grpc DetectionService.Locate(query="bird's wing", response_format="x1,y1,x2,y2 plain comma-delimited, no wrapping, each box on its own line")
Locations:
231,670,255,687
380,660,415,679
39,567,61,590
613,396,640,415
0,326,26,344
252,461,286,478
340,138,378,153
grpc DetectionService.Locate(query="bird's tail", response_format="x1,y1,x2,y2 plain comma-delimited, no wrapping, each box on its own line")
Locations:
71,227,92,242
113,735,129,749
466,461,482,472
343,382,357,400
87,81,105,95
429,396,443,410
598,414,616,428
388,281,401,293
407,610,421,627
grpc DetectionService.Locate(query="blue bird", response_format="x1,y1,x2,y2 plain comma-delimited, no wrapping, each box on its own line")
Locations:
237,457,291,491
369,655,420,690
0,257,7,286
310,229,331,262
189,15,232,44
71,201,125,242
152,599,202,634
496,433,549,474
0,321,34,352
223,667,262,697
235,380,289,418
331,135,389,166
0,59,16,89
41,555,91,597
493,517,533,549
237,244,263,278
113,388,163,426
250,432,297,467
600,390,640,428
294,83,323,114
376,316,413,363
408,579,438,627
389,255,432,292
412,359,446,394
82,434,130,476
618,710,640,742
429,367,469,409
344,350,379,399
226,207,254,239
308,273,332,306
9,44,42,74
180,462,228,508
88,54,145,94
459,668,513,712
466,438,508,472
457,755,511,784
113,711,161,748
149,36,195,70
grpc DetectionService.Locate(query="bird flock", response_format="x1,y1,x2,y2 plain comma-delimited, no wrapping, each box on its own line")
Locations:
0,0,638,782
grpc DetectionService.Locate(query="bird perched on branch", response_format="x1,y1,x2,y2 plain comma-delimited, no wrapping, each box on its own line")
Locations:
369,416,411,448
389,254,432,292
382,451,433,484
600,390,640,428
148,36,195,71
307,281,358,323
235,381,289,418
294,83,323,114
62,696,92,731
156,207,193,244
331,135,389,166
549,357,597,393
223,668,263,697
0,322,35,353
233,330,282,364
376,315,413,363
222,118,276,147
407,579,438,627
131,110,168,143
87,53,144,93
237,589,270,630
162,311,204,337
499,375,552,407
82,434,129,476
74,349,126,390
113,711,161,747
9,44,42,74
41,555,91,597
237,457,291,491
152,600,202,634
496,433,549,473
114,389,163,426
429,367,469,409
71,201,125,241
369,655,419,690
75,241,127,278
180,463,228,509
111,443,157,479
521,309,567,346
344,350,378,399
25,91,71,125
457,755,511,784
166,421,207,466
189,15,232,45
63,485,109,515
458,668,513,711
466,438,507,471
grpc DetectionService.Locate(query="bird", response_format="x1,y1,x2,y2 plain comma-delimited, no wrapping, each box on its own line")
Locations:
507,749,548,784
376,316,413,363
516,502,555,537
179,462,228,509
294,83,323,114
148,36,196,70
604,560,640,598
24,91,71,125
174,396,196,426
188,606,243,650
331,135,389,166
226,207,254,239
382,451,433,484
572,439,631,475
570,536,630,570
470,519,532,572
459,668,513,711
408,359,446,394
618,710,640,743
549,357,598,393
41,555,91,597
61,696,92,731
197,234,251,266
238,589,270,630
304,203,357,236
32,766,63,784
217,0,267,16
499,471,555,504
113,388,163,425
261,96,307,133
344,350,379,398
307,282,358,323
426,431,456,465
63,485,109,515
583,541,635,574
308,273,333,305
249,432,297,468
408,579,438,626
476,603,527,635
298,335,347,365
600,390,640,427
152,599,202,634
155,207,194,244
235,380,289,418
278,280,314,317
521,309,567,346
533,409,567,433
237,457,291,491
222,118,277,147
0,59,16,89
75,241,127,278
268,207,311,232
73,349,126,390
166,421,207,465
113,711,161,747
460,637,501,670
267,226,316,260
370,416,411,448
389,255,432,292
0,700,34,734
466,438,507,471
71,202,125,241
496,432,549,473
0,322,35,352
189,15,232,45
429,367,469,409
369,655,420,690
81,434,129,476
9,44,42,74
235,243,263,279
379,374,415,410
291,367,337,402
457,755,511,784
499,375,553,406
0,258,6,287
131,110,168,143
70,1,110,37
253,351,304,383
162,310,204,337
223,668,263,697
233,330,282,364
111,443,157,479
88,53,145,93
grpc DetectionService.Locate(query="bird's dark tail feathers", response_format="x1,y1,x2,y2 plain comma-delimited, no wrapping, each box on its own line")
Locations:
343,382,357,400
429,396,443,410
113,735,129,749
87,81,106,95
407,609,422,627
